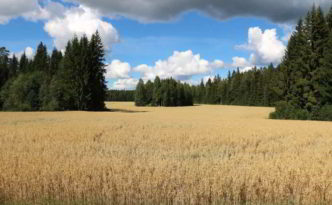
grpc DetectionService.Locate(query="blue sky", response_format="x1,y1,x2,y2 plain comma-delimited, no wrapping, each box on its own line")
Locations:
1,0,330,89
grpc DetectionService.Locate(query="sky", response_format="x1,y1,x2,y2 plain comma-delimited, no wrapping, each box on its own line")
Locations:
0,0,331,89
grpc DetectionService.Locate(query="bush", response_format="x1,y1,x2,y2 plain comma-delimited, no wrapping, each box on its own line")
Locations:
312,105,332,121
269,101,311,120
1,72,43,111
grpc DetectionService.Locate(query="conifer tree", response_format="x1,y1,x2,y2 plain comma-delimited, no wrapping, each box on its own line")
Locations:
49,49,62,76
8,55,18,78
33,42,49,72
0,47,9,89
327,7,332,30
135,79,147,106
145,80,154,105
87,32,107,110
152,76,162,106
316,31,332,106
19,53,29,73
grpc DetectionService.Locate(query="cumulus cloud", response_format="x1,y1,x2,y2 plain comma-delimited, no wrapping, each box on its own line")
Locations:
134,50,224,81
23,1,68,22
10,47,34,59
69,0,332,23
230,56,254,72
232,57,251,68
111,78,138,90
210,60,225,69
236,27,286,65
44,5,119,50
106,60,131,79
0,0,40,24
0,0,67,24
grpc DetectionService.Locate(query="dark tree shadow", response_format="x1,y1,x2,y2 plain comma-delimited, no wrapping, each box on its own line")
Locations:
104,108,148,113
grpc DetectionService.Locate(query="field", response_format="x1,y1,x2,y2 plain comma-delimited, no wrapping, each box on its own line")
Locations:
1,102,332,204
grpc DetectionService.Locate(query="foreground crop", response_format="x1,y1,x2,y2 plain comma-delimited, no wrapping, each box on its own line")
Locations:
1,102,332,204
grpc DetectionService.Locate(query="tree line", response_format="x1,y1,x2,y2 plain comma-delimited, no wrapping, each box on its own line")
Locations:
0,32,107,111
135,77,193,106
106,90,135,102
191,64,281,106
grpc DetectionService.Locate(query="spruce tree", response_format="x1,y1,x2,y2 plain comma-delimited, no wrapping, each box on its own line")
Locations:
19,53,29,73
135,79,147,106
49,49,62,76
0,47,9,89
34,42,49,72
87,32,107,110
145,80,154,105
152,76,162,106
327,7,332,31
9,55,18,79
316,31,332,106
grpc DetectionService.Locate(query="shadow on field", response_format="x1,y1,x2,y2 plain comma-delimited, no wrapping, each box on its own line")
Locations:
107,108,148,113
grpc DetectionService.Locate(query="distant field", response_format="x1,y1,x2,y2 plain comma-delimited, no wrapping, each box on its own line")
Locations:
1,102,332,204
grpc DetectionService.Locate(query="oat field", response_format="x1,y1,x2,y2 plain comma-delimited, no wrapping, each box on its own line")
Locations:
0,102,332,205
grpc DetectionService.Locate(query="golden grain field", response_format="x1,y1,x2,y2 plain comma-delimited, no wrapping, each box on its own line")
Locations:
1,102,332,205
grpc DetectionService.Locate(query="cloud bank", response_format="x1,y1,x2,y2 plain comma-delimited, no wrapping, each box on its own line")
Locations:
134,50,224,81
71,0,331,23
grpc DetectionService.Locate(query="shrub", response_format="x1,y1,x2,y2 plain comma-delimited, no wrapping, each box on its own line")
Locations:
269,101,311,120
312,105,332,121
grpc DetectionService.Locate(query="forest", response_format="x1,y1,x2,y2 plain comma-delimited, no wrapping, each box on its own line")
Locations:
132,6,332,121
0,32,107,111
1,6,332,120
135,77,193,106
106,90,135,102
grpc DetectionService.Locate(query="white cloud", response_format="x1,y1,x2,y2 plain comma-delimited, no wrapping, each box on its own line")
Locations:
111,78,138,90
23,1,67,22
211,60,225,69
236,27,286,65
232,56,251,68
106,60,131,79
0,0,39,24
0,0,65,24
44,5,119,50
134,50,224,81
10,47,34,60
231,56,254,72
0,1,119,52
24,47,34,59
240,66,255,73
